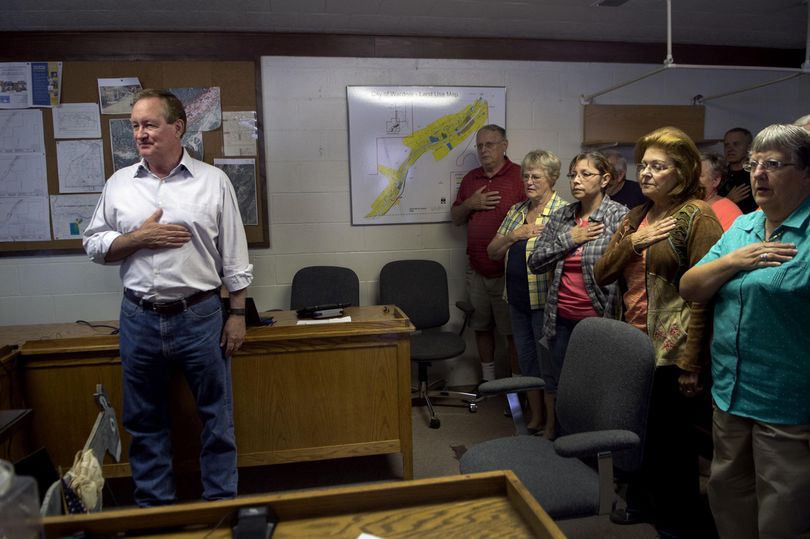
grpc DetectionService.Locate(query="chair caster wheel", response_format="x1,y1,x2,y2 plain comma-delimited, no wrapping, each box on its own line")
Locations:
429,418,441,429
468,403,478,413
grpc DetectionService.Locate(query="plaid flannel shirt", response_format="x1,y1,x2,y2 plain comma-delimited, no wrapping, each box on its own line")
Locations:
496,192,566,309
527,195,628,340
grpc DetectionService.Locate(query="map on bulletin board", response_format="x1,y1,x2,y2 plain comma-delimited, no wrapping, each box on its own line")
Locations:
347,86,506,225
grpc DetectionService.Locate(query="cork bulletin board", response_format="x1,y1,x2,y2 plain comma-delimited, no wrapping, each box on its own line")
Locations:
1,60,267,256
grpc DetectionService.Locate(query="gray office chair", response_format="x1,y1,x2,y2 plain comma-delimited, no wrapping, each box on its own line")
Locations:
379,260,477,429
459,317,655,519
290,266,360,310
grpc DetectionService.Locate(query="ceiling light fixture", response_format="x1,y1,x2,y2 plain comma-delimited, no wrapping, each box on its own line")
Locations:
590,0,631,6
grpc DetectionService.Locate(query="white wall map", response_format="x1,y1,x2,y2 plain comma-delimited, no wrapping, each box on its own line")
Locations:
347,86,505,225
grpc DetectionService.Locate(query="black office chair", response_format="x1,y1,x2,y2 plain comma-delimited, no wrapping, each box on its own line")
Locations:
290,266,360,310
459,317,655,519
379,260,477,429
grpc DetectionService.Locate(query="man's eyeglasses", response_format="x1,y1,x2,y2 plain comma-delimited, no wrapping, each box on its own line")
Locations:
742,159,796,172
476,140,505,151
636,161,671,175
566,170,601,180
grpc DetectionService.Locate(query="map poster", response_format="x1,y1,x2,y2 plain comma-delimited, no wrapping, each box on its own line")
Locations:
347,85,506,225
214,158,258,226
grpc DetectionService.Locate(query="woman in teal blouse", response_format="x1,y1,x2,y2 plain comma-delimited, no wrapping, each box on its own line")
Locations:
681,124,810,539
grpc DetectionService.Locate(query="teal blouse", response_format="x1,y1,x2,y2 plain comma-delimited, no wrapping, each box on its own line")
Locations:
697,197,810,424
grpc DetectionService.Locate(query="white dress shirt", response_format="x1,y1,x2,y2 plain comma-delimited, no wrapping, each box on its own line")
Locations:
84,151,253,301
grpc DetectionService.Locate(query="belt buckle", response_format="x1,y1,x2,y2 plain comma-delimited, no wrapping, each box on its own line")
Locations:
152,300,182,314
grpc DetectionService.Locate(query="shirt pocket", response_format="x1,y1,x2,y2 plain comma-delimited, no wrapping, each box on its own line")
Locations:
767,261,809,295
163,201,215,231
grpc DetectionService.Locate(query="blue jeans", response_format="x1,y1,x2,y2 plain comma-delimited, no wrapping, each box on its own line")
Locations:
509,305,545,377
547,315,581,394
119,293,237,506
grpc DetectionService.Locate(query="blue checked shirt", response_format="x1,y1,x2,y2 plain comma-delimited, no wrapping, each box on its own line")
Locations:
528,196,628,340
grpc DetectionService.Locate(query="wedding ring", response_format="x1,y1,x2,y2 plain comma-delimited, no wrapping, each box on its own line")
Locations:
761,253,768,261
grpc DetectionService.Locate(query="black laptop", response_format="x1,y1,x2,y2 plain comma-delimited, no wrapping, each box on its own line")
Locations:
222,297,271,326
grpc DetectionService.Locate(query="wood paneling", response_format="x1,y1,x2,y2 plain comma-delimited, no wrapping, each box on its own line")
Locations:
583,104,705,145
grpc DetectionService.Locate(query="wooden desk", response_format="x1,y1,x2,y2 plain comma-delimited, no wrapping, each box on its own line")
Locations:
8,306,415,479
42,471,567,538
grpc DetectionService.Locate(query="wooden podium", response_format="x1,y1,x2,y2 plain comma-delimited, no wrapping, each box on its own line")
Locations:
5,305,416,479
42,471,566,538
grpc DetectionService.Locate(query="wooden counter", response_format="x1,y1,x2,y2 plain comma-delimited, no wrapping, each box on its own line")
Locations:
8,305,415,479
42,471,567,539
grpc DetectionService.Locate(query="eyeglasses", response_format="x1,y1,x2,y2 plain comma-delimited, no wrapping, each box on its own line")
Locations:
475,140,505,151
523,173,547,183
566,170,601,180
742,159,796,172
636,161,672,175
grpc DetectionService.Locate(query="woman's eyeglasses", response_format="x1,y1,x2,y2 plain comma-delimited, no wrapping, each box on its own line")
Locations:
636,161,671,175
742,159,795,172
566,170,601,180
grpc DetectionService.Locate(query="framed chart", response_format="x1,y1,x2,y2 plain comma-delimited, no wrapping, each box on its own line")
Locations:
347,85,506,225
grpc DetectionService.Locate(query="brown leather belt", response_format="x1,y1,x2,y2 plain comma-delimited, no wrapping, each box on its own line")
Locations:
124,288,219,315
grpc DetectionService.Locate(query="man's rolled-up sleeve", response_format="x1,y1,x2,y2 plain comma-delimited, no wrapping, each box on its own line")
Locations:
82,189,123,265
218,176,254,293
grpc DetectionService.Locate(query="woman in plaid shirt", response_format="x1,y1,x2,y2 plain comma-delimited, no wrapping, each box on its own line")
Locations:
487,150,567,435
527,151,628,439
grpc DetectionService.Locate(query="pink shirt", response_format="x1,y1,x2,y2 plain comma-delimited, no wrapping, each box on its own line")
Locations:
710,196,743,231
557,218,599,320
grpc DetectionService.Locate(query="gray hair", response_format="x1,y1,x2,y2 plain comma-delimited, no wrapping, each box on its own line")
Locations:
478,124,506,139
700,152,726,178
794,114,810,128
603,150,627,174
750,124,810,170
521,150,561,186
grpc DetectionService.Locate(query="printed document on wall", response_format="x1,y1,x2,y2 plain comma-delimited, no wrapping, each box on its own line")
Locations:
50,194,101,240
53,103,101,139
0,109,50,241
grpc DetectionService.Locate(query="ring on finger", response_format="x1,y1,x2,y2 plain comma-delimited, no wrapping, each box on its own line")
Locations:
760,252,768,261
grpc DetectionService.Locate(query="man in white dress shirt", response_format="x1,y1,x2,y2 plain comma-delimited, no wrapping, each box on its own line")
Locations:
84,89,252,506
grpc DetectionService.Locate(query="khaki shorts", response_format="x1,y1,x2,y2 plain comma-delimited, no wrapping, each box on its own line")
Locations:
466,268,513,335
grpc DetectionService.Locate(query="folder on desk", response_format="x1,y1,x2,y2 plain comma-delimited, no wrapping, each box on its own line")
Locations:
296,302,350,319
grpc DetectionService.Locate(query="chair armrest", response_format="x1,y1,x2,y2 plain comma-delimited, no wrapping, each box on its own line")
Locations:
455,300,474,316
476,376,545,396
454,300,475,336
553,430,640,459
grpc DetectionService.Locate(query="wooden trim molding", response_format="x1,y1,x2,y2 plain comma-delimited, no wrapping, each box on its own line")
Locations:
2,31,804,67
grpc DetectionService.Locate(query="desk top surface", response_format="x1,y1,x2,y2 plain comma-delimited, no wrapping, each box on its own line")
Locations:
2,306,414,355
42,471,566,539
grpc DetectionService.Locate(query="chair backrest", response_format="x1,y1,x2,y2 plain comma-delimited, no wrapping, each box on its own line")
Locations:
290,266,360,310
379,260,450,330
555,317,656,473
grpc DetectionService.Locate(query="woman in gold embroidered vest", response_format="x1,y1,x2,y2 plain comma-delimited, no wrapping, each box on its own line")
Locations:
594,126,723,539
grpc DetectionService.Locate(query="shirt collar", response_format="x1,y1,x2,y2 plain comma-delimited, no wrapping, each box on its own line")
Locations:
562,194,612,221
134,149,193,180
738,196,810,237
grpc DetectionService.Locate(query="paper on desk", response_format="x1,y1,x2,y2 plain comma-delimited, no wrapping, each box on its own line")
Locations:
296,316,352,325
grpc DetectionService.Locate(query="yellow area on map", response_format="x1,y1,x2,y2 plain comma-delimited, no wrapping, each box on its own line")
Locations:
366,97,488,218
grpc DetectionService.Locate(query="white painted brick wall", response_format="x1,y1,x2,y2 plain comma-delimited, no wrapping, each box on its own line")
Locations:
1,56,804,384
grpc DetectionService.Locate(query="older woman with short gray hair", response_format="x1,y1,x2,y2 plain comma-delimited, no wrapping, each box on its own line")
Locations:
681,124,810,538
